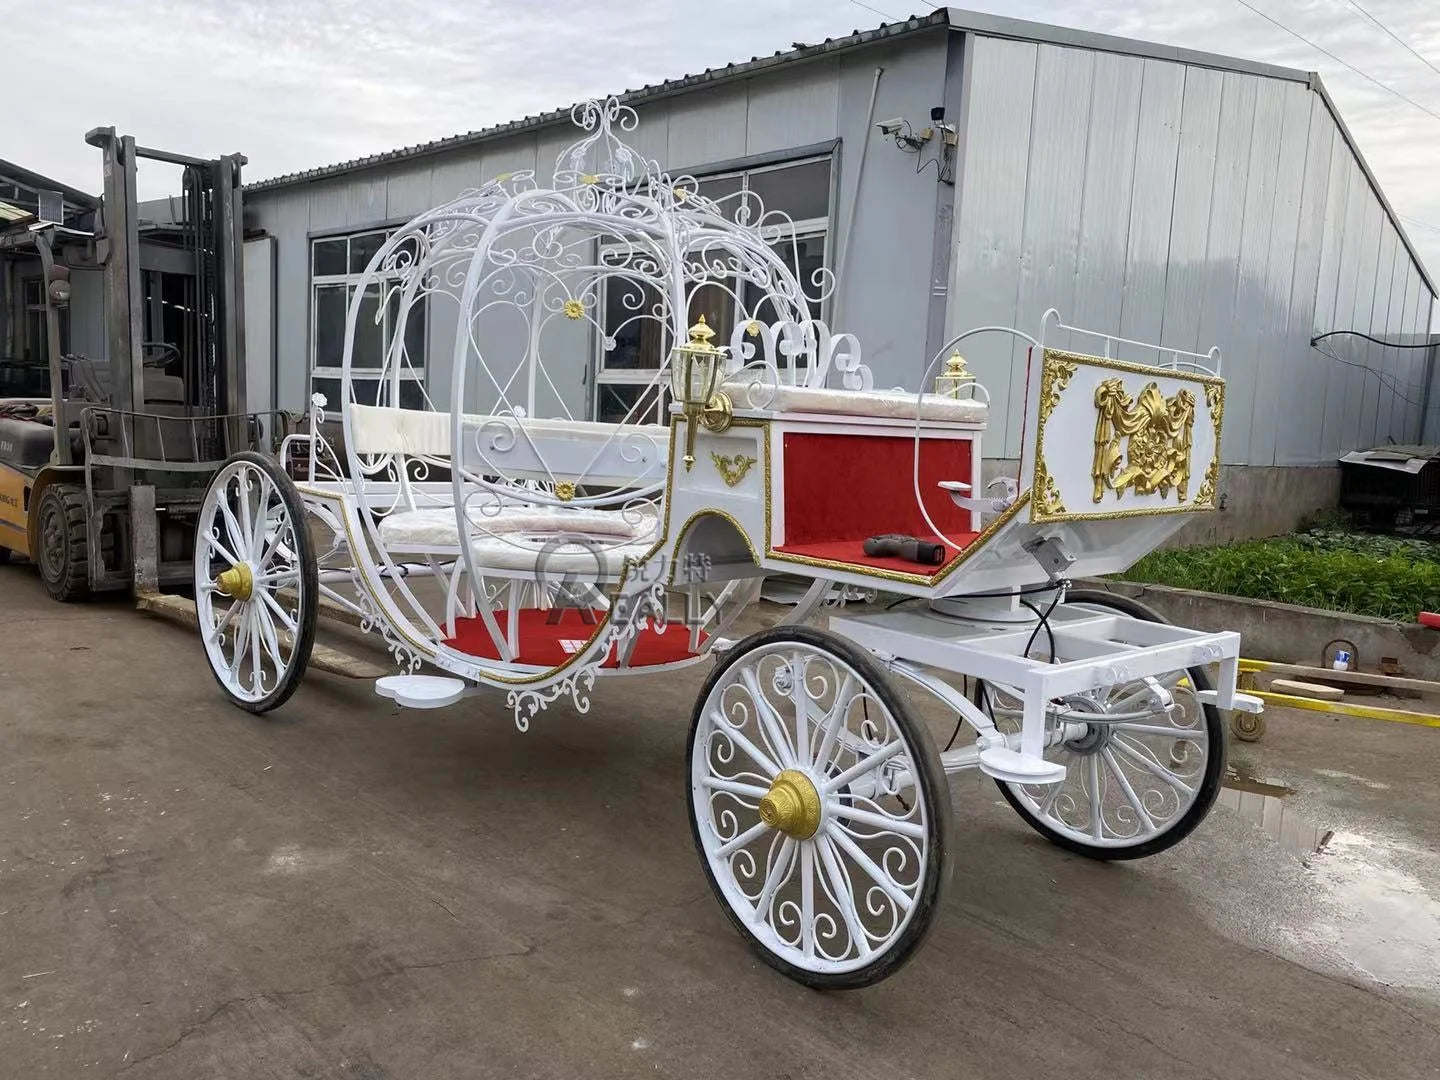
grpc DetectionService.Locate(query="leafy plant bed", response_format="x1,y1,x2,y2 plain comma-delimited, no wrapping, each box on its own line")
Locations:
1115,528,1440,621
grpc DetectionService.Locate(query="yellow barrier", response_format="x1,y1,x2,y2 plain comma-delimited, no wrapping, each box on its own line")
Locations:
1247,688,1440,729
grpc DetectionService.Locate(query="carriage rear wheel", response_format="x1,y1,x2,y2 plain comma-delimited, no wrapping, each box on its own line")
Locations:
978,589,1226,860
687,625,951,989
194,452,317,713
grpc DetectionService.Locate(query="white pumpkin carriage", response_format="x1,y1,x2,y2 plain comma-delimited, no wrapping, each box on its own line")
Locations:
192,99,1260,988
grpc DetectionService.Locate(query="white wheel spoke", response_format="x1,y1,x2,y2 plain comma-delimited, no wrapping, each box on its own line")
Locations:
1102,747,1155,833
248,602,264,694
206,532,242,570
1037,768,1067,817
253,597,286,670
800,842,815,961
752,836,795,926
822,739,905,795
830,804,927,840
817,834,871,959
715,819,770,859
700,777,770,800
237,471,254,554
791,652,808,768
219,496,248,561
207,598,240,643
826,824,913,912
1111,722,1207,741
250,474,275,553
738,666,797,770
708,708,781,779
1088,753,1103,841
228,605,251,681
810,671,854,772
255,569,300,587
258,589,298,634
1110,734,1195,796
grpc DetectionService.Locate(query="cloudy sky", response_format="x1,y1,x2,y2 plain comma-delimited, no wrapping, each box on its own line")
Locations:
6,0,1440,271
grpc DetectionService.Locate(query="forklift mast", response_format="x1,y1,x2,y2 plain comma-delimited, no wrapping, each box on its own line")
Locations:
81,128,247,444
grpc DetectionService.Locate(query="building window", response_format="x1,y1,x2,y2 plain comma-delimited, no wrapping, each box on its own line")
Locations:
595,156,832,424
309,228,426,414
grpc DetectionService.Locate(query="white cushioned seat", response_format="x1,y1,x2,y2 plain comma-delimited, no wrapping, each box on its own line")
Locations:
721,372,987,424
379,504,659,575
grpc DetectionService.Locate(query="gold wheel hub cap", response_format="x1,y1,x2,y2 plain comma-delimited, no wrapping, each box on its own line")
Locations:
758,769,822,839
215,563,254,602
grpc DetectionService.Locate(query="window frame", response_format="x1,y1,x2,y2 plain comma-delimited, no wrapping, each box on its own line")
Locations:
308,227,426,417
591,154,835,423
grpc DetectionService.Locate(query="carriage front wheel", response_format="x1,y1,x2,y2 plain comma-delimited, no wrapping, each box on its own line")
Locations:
978,589,1227,860
687,625,951,989
194,451,318,713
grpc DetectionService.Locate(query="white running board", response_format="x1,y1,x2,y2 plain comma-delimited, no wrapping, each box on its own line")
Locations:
977,747,1068,785
1195,689,1264,714
375,674,467,709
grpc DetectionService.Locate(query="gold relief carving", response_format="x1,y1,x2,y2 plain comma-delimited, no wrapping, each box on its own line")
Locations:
1027,351,1077,521
1038,353,1078,422
1195,457,1219,508
711,452,757,487
554,481,576,501
562,299,584,320
1033,458,1067,517
1091,379,1197,503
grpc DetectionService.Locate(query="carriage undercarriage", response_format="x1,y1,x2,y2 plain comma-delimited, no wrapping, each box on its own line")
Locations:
188,99,1260,989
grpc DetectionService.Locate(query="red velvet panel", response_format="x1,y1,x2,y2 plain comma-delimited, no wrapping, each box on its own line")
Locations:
444,607,703,668
780,431,975,545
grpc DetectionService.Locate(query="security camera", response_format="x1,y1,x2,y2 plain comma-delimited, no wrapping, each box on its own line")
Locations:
876,118,905,136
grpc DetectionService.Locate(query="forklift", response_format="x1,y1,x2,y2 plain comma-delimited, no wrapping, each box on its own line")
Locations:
0,129,266,600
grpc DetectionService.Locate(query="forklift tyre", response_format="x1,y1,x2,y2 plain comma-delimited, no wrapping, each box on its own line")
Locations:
36,484,91,602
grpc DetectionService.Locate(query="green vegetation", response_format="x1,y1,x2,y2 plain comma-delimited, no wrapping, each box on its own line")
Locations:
1116,527,1440,621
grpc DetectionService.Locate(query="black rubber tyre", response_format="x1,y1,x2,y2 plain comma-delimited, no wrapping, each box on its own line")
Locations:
0,545,11,564
982,589,1227,862
195,451,318,714
36,484,91,602
686,624,952,989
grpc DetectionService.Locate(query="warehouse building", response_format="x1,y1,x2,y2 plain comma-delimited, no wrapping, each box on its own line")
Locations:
236,8,1435,540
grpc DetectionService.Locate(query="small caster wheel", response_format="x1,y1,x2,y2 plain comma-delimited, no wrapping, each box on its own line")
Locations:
1231,712,1265,743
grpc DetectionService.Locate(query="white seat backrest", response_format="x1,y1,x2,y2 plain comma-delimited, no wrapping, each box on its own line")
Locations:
349,404,669,489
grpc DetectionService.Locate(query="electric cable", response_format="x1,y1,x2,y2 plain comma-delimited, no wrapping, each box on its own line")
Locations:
1233,0,1440,125
1336,0,1440,83
1020,591,1061,663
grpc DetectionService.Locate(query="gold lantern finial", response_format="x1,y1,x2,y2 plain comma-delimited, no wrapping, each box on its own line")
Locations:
670,314,733,471
935,350,976,398
687,314,716,349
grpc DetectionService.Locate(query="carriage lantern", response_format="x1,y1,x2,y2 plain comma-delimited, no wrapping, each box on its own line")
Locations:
934,350,977,399
670,314,733,470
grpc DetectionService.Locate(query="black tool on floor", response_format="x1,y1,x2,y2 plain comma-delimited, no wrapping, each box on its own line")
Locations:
862,534,946,565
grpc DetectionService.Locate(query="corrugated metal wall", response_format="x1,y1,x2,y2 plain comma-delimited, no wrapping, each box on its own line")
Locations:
245,32,953,413
949,36,1436,466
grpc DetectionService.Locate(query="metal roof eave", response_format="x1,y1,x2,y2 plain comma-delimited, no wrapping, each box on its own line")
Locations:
1307,73,1436,298
942,7,1310,83
245,11,949,193
0,157,99,210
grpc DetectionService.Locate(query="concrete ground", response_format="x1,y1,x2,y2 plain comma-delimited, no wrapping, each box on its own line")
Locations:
2,567,1438,1079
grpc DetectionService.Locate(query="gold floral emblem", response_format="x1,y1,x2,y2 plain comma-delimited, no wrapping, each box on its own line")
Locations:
1091,379,1196,503
562,299,584,320
711,452,757,487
